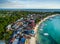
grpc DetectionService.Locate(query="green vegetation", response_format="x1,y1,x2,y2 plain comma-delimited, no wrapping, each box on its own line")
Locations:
0,10,60,41
0,11,29,40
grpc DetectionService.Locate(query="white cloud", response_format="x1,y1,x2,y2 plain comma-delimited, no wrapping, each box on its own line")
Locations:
0,0,60,9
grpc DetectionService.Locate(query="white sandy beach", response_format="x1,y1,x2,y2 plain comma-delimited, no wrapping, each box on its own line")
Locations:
29,14,58,44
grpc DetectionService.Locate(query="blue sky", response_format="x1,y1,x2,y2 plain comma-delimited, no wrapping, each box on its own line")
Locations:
0,0,60,9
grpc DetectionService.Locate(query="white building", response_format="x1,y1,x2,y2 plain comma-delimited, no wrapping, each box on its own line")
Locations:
6,24,12,31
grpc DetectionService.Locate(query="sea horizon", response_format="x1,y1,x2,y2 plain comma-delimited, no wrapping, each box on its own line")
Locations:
0,9,60,12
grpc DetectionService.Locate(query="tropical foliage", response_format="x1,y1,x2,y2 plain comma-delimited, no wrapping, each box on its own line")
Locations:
0,10,60,41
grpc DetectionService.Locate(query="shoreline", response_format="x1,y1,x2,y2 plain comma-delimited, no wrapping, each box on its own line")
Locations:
30,14,58,44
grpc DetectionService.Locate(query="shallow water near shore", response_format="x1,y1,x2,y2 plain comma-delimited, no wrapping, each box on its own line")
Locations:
37,15,60,44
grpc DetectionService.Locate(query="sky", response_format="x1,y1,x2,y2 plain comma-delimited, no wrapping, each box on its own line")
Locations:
0,0,60,9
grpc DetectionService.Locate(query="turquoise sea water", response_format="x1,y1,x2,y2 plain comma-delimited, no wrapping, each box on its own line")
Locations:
37,15,60,44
